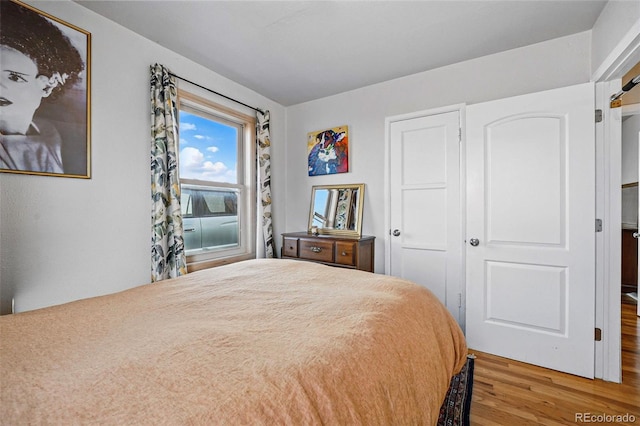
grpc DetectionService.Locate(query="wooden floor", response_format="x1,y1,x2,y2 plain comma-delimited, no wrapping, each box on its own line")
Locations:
469,302,639,425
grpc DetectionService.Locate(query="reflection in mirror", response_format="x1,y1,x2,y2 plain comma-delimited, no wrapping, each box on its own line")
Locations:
308,184,365,237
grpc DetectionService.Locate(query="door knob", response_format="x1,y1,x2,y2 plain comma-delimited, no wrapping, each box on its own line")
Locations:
633,232,640,239
392,229,401,237
469,238,480,246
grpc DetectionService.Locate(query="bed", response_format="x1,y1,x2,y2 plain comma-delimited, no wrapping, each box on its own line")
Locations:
0,259,467,424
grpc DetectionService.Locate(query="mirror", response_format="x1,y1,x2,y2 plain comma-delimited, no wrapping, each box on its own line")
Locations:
308,184,365,237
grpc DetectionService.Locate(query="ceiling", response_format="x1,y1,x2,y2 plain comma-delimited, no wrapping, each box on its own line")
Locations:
75,0,608,106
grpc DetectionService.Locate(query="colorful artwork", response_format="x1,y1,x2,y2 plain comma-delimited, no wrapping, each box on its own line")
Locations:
307,125,348,176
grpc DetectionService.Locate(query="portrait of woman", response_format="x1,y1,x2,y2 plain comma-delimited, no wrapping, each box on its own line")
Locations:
0,0,90,177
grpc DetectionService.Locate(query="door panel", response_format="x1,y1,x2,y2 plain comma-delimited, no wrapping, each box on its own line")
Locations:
403,188,447,248
400,250,447,302
485,261,566,332
466,83,595,378
402,126,447,184
389,110,462,324
486,116,564,245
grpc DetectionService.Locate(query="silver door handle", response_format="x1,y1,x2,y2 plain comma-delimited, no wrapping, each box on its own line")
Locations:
469,238,480,246
392,229,401,237
634,232,640,239
184,228,196,232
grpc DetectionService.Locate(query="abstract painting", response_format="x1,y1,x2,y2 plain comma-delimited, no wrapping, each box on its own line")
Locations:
307,125,348,176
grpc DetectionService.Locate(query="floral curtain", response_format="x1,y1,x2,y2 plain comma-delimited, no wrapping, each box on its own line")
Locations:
257,110,276,258
150,64,187,281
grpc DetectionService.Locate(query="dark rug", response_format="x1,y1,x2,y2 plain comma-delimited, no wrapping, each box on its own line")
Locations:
437,355,475,426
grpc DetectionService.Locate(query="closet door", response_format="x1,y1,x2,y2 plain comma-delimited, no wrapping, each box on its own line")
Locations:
466,83,595,378
388,109,463,325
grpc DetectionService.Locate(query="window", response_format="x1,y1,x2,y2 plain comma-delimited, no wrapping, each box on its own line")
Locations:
178,90,256,271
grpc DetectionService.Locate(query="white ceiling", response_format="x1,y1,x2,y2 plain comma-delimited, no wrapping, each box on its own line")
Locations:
75,0,607,106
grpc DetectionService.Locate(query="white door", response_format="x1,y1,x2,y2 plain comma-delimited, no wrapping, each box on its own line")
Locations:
388,110,463,325
466,83,596,378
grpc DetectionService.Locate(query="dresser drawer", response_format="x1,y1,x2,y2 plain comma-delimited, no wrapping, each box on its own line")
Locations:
282,237,299,257
281,233,375,272
334,241,356,266
299,239,334,263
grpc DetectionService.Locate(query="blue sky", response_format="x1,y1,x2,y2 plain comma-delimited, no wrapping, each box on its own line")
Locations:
178,111,238,183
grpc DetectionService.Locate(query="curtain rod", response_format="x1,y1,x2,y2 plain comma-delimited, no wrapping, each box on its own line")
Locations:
169,72,265,115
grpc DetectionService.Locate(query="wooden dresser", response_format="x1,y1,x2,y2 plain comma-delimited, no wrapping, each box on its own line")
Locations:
281,232,375,272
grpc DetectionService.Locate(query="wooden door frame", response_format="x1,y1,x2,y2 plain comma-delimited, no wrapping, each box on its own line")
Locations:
384,104,466,329
593,20,640,383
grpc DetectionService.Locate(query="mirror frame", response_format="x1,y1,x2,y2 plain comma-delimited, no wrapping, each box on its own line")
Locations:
308,183,365,238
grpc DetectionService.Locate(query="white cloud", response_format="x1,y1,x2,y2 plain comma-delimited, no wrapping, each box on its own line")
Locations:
180,147,205,169
180,147,231,182
180,138,189,146
207,146,219,153
202,161,227,174
194,135,206,140
181,123,196,131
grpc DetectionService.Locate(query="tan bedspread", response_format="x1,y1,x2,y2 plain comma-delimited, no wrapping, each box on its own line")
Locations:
0,259,466,425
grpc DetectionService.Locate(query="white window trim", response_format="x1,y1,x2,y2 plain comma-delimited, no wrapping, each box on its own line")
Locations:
178,89,256,272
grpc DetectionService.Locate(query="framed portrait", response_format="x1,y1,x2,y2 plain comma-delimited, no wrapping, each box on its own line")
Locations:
307,125,349,176
0,0,91,178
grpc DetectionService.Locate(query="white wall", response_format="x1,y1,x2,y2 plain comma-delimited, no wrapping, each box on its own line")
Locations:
0,4,606,311
0,0,285,313
285,32,592,273
621,115,640,227
591,0,640,78
622,114,640,185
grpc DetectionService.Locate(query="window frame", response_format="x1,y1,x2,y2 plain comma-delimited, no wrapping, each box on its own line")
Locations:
177,89,256,272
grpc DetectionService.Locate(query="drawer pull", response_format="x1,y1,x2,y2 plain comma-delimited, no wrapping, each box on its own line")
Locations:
310,246,323,253
341,251,347,256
